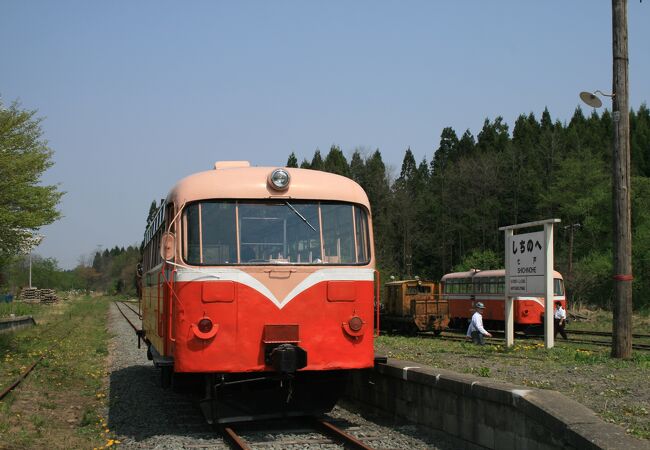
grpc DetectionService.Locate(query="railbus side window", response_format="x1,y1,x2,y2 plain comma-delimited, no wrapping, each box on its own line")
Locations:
185,204,201,264
463,278,471,294
488,277,497,294
497,277,505,294
554,278,564,296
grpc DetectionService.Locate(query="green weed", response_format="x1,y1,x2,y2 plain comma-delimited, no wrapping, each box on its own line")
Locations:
0,296,111,449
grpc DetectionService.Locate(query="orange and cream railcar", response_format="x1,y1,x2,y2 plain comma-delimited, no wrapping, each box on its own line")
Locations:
442,269,565,332
139,161,377,423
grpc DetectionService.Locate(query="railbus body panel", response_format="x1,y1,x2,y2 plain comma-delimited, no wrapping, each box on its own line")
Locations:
442,269,566,329
171,268,374,373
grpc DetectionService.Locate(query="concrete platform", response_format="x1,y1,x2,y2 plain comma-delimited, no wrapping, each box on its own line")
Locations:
0,315,36,334
345,358,648,450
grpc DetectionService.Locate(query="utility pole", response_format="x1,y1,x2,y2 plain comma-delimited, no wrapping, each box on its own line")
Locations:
611,0,633,359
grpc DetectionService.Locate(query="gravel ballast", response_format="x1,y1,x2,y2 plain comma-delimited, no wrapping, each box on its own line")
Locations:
106,302,467,449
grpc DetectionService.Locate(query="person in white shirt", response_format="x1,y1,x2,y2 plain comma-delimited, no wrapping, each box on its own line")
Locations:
554,301,568,340
466,302,492,345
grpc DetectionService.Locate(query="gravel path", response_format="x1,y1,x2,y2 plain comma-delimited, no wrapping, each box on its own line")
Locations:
106,302,468,449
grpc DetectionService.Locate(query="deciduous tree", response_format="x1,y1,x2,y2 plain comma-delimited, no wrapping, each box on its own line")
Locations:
0,101,63,263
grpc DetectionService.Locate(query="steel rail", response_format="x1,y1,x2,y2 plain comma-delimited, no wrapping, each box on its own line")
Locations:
0,310,78,400
220,426,252,450
567,329,650,339
114,301,141,333
0,303,90,401
0,355,45,401
118,300,142,319
313,418,375,450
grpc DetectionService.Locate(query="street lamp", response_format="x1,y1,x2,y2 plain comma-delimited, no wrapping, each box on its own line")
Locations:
579,90,615,109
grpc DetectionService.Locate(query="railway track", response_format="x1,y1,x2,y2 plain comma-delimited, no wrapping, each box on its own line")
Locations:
114,302,379,449
114,301,141,332
117,299,142,319
437,329,650,351
221,417,376,449
568,329,650,339
109,303,458,449
0,306,92,401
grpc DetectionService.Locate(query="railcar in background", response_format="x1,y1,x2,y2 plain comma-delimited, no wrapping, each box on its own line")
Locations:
139,161,377,423
381,279,449,335
442,269,565,333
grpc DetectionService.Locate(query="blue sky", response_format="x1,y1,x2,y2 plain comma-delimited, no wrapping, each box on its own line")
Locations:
2,1,649,269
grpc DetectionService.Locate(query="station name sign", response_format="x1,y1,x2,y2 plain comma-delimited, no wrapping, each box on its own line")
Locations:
506,230,545,295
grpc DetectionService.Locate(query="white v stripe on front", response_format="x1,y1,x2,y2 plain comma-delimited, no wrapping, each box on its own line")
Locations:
174,267,375,309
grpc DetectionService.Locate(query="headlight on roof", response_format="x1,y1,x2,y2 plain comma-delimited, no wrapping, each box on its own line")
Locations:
268,168,291,191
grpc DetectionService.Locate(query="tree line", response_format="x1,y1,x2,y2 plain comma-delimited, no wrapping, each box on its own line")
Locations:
1,246,141,297
287,105,650,310
2,98,650,310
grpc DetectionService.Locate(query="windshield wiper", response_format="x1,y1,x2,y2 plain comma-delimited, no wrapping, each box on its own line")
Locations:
285,201,317,232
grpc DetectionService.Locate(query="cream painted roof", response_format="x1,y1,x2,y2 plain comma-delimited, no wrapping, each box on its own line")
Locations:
441,269,563,279
167,166,371,209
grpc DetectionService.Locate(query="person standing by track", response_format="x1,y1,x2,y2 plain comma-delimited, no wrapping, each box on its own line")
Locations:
466,302,492,345
554,301,568,340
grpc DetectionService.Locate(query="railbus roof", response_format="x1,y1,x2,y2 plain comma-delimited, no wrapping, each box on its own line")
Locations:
441,269,563,280
384,279,436,286
166,164,371,208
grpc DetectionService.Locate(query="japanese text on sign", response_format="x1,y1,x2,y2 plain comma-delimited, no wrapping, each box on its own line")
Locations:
506,230,545,295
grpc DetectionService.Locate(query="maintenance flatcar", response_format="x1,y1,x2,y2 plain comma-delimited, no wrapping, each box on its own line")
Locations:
442,269,566,333
381,279,449,335
139,161,377,423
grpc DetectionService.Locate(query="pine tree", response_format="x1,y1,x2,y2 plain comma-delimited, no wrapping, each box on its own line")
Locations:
349,150,366,185
323,145,350,177
431,127,459,175
310,150,324,171
286,152,298,168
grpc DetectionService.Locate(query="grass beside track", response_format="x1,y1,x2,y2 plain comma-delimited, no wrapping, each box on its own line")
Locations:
376,330,650,441
0,295,115,450
0,302,47,319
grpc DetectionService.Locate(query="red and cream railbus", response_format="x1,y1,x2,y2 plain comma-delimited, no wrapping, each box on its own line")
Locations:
442,269,565,333
139,161,377,423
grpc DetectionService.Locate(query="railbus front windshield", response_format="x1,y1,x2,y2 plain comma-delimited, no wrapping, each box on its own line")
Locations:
183,200,370,265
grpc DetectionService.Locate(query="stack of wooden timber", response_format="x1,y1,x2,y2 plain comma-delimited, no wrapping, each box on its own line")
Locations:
19,287,40,303
18,288,59,304
40,289,58,303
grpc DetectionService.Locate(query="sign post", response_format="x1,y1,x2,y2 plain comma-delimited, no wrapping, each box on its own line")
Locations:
544,222,555,348
499,219,560,349
503,229,514,347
